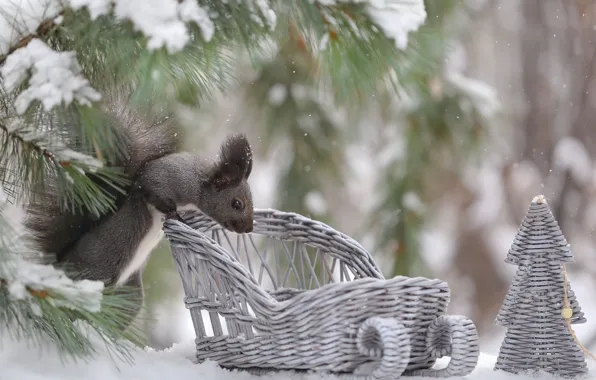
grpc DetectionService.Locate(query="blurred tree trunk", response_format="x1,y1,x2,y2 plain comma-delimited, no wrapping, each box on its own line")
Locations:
520,0,554,176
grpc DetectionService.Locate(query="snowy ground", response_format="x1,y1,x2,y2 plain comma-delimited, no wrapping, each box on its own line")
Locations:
2,316,595,380
2,332,595,380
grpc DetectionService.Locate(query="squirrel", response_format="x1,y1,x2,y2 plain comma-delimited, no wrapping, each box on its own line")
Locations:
23,87,254,328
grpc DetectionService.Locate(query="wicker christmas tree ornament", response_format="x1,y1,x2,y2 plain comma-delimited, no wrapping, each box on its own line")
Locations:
495,195,588,378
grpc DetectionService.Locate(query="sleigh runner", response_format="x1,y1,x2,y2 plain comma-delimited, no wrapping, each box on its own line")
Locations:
163,209,480,379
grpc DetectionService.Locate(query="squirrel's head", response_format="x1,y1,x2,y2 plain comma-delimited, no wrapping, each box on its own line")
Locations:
200,133,254,234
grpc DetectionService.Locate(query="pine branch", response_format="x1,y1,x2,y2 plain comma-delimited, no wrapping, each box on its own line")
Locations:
0,109,128,216
1,1,430,112
0,119,57,162
0,199,144,361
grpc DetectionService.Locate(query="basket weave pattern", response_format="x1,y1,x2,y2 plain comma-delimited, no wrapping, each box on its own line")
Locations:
164,209,480,379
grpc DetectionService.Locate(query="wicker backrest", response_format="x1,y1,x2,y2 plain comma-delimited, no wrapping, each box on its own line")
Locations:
180,209,383,288
166,209,385,340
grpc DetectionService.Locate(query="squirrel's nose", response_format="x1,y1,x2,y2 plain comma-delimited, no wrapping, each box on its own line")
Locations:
244,220,253,233
230,219,253,234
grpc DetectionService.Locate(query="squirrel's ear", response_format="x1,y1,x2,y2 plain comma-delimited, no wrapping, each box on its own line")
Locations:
208,133,252,191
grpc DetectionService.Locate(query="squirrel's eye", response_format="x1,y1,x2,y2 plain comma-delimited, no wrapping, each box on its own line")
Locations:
231,199,243,210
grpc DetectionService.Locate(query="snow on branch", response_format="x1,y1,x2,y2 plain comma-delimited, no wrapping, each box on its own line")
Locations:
0,0,62,56
365,0,427,50
248,0,276,30
1,39,101,114
0,0,215,57
0,253,105,314
316,0,427,50
0,0,217,114
0,186,104,315
0,0,427,117
112,0,214,53
445,72,500,119
0,117,103,171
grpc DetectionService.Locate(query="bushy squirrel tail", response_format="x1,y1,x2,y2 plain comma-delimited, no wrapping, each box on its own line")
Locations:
24,87,180,262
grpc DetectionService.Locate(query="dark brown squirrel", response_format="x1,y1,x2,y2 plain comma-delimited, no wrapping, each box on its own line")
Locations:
24,87,254,328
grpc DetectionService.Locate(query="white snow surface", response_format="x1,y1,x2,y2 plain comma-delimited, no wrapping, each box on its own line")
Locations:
4,324,595,380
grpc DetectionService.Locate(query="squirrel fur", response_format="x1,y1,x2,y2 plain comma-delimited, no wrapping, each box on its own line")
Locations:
24,87,254,328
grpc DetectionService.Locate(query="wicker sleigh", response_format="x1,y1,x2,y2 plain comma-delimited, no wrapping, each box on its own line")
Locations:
163,209,480,380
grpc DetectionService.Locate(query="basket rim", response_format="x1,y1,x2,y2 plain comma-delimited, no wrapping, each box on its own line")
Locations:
164,219,451,304
171,207,384,279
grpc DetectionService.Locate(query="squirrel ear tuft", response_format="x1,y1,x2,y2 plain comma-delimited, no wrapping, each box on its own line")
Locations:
208,133,253,191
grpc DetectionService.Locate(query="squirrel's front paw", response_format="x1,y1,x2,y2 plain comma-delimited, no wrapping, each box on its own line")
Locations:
165,210,184,223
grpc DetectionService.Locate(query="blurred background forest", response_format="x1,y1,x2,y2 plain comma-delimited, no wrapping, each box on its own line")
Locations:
139,0,596,355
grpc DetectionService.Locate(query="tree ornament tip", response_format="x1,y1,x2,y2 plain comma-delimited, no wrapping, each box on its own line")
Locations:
532,194,547,204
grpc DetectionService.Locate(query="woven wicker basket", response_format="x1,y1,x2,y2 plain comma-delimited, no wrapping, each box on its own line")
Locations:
163,209,480,380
